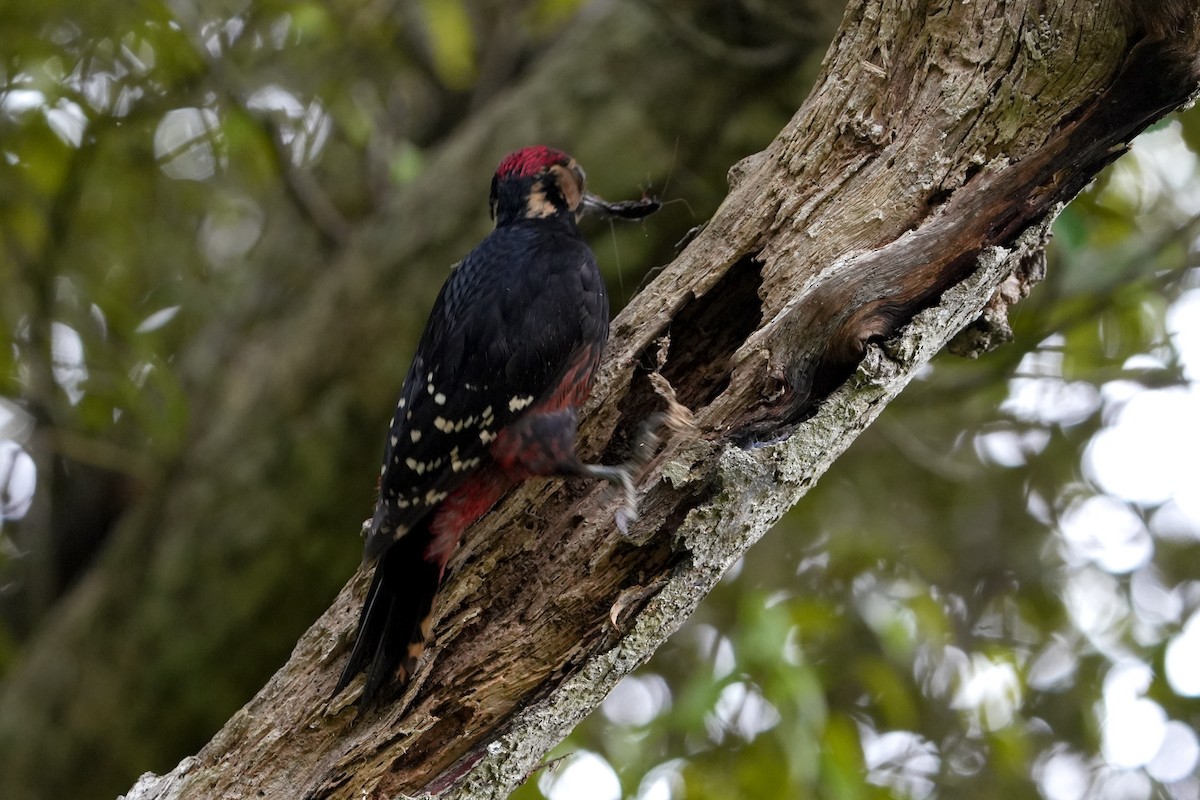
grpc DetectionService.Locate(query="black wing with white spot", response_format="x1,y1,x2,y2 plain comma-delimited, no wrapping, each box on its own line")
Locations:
364,218,609,557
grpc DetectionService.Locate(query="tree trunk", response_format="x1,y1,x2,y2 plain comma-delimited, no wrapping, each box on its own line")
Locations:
85,0,1200,797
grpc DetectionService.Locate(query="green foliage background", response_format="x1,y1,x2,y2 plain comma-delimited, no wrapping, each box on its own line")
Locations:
1,1,1197,799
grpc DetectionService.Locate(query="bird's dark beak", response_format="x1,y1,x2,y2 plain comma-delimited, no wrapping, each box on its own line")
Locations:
581,193,608,216
581,192,662,220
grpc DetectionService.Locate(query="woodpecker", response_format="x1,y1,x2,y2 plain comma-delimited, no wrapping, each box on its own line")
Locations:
335,146,657,708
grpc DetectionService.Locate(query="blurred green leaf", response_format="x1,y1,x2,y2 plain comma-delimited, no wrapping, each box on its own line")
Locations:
418,0,477,90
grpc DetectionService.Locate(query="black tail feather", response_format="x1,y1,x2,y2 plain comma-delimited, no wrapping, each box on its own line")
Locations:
334,526,442,709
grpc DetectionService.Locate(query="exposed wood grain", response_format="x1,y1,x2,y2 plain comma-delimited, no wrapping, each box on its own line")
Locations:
122,1,1200,798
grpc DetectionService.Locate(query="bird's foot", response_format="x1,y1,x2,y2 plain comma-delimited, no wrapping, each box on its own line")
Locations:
581,412,669,538
581,463,639,536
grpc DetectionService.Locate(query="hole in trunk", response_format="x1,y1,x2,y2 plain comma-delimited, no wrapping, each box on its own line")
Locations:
609,256,764,455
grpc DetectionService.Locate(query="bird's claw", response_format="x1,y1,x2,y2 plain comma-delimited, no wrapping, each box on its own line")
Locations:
584,413,670,539
612,467,639,539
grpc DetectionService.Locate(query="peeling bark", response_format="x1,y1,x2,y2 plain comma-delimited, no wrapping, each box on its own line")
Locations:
122,1,1200,798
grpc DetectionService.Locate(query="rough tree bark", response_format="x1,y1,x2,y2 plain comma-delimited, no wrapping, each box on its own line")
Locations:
118,1,1198,798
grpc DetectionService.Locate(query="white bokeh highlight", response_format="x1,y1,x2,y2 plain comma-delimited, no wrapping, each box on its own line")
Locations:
1165,611,1200,697
538,751,621,800
51,321,87,404
602,674,671,728
1058,495,1153,573
1035,748,1090,800
1101,662,1167,769
861,727,940,800
154,107,221,181
0,440,37,520
1085,388,1200,509
951,654,1022,732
